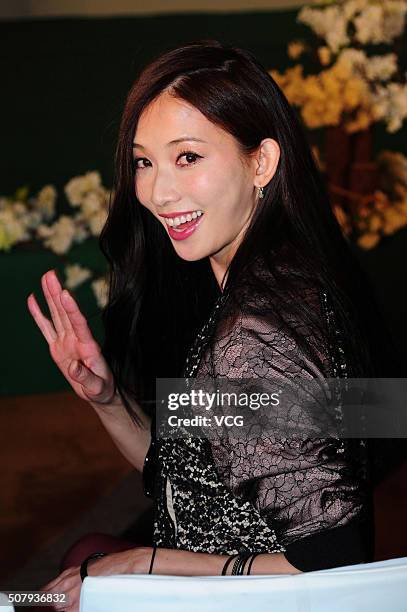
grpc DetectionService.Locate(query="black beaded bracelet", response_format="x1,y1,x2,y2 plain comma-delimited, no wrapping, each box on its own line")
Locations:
221,554,238,576
231,552,253,576
80,552,107,582
231,553,246,575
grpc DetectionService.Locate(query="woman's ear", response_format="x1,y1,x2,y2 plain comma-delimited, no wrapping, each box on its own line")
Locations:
253,138,280,190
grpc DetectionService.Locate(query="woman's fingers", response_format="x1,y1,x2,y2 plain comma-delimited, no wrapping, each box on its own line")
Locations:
27,293,57,344
45,270,74,334
42,568,70,592
60,289,96,345
68,360,106,401
41,271,68,336
41,567,80,611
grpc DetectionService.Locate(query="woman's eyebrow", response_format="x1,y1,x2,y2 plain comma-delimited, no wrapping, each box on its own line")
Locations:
132,137,207,150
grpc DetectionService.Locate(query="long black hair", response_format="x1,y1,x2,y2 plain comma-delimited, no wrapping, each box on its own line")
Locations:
99,39,401,426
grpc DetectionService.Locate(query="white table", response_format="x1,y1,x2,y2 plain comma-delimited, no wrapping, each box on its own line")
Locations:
80,556,407,612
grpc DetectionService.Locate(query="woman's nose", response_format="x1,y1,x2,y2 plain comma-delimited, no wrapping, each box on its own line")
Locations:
150,172,181,208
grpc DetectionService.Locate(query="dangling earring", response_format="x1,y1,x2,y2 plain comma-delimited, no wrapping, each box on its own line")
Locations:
258,186,264,199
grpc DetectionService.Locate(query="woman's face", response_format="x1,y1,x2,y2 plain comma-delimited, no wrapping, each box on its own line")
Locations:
133,91,259,282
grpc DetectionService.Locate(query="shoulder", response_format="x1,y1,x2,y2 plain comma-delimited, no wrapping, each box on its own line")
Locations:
225,249,323,322
202,254,331,378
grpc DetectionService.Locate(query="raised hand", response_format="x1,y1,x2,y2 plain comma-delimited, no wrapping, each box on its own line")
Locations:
27,269,116,406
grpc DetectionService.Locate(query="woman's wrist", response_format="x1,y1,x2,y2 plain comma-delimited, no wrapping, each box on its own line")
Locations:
89,388,124,413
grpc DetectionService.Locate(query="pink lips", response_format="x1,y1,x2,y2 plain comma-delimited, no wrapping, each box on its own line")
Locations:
166,214,204,241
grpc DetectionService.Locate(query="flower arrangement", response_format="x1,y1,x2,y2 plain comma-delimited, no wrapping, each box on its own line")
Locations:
333,150,407,248
39,171,110,255
0,172,110,307
0,185,57,252
270,0,407,248
272,0,407,133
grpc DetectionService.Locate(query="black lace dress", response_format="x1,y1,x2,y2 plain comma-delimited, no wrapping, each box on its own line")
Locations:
142,255,374,572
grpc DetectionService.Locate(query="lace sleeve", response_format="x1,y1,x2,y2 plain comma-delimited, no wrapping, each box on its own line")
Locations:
196,288,369,550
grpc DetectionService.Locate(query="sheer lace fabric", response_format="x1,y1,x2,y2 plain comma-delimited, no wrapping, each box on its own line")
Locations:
146,255,370,556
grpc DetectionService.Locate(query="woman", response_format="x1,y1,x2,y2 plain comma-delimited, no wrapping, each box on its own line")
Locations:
27,39,396,608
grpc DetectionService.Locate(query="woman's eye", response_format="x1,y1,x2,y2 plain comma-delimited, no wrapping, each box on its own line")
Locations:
133,158,151,171
132,151,203,171
177,150,203,166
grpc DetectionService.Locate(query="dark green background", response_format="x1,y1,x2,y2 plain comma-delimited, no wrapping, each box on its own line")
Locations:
1,10,406,395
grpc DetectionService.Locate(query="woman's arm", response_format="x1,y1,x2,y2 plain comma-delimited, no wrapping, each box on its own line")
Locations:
42,548,301,612
133,548,301,576
89,392,151,473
